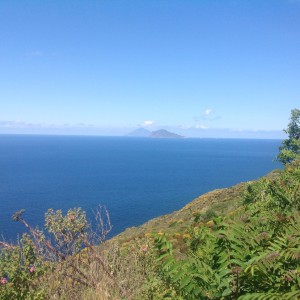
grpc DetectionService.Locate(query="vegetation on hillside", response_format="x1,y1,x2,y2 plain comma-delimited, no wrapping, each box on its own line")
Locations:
154,159,300,299
1,109,299,299
277,108,300,165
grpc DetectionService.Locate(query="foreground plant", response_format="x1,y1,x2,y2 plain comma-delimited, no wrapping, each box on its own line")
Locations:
1,206,130,299
0,234,45,299
154,161,300,300
277,108,300,165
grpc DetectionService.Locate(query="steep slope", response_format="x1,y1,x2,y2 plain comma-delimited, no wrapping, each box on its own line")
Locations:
109,169,281,246
110,180,246,244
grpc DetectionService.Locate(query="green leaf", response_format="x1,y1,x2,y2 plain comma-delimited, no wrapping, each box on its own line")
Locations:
179,276,191,289
222,288,232,297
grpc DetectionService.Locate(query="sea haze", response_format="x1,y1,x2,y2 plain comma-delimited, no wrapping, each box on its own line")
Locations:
0,135,282,240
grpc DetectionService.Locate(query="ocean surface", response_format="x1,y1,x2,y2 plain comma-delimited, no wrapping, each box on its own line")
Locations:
0,135,282,241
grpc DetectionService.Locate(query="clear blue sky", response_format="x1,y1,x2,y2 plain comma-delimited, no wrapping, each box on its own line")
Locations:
0,0,299,137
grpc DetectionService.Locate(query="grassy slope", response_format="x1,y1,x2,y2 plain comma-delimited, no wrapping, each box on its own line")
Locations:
110,180,248,245
109,168,281,247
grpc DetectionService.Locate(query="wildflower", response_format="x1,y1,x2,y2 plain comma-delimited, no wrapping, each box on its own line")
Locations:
29,266,35,273
183,233,191,239
206,220,214,227
141,245,148,253
1,277,7,284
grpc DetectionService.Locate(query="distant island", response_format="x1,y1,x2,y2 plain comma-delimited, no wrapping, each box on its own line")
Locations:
126,127,151,137
149,129,183,138
127,128,184,138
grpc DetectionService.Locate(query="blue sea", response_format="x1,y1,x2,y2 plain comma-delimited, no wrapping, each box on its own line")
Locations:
0,135,282,241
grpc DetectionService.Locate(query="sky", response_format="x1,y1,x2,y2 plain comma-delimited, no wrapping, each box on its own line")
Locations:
0,0,299,138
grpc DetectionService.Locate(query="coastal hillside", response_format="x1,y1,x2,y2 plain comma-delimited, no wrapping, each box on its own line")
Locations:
1,109,299,300
111,179,247,245
0,162,299,300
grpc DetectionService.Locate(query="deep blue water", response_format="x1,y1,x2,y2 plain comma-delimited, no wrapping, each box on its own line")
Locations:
0,135,282,240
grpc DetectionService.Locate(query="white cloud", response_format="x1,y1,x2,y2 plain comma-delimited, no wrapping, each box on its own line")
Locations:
142,120,155,127
195,124,209,129
193,108,221,122
204,108,213,116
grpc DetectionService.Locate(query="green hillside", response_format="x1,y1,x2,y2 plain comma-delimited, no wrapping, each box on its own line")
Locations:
111,180,248,246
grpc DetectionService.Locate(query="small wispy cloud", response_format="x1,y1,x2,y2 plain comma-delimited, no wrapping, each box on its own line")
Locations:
141,120,155,127
193,108,221,123
195,124,209,129
204,108,213,116
0,120,38,128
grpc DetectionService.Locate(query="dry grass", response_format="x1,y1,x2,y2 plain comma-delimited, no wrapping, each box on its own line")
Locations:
38,238,159,300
